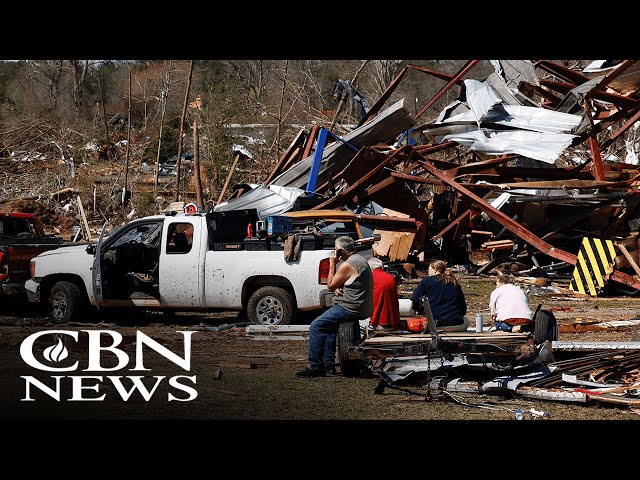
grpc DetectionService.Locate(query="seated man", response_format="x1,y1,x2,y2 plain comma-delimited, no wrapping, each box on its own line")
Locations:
489,274,533,333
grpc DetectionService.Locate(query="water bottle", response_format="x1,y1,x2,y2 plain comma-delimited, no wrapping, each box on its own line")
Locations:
475,313,483,333
514,409,524,420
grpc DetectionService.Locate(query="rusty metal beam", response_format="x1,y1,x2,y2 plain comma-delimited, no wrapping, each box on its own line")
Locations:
540,78,639,110
431,190,495,241
415,60,479,120
279,147,302,173
357,214,418,235
539,197,623,241
311,146,409,210
414,141,458,153
492,166,597,181
390,171,442,185
610,270,640,290
416,156,461,171
357,67,409,127
416,151,577,263
489,178,635,190
588,136,606,181
358,64,470,128
432,209,471,241
443,155,518,178
601,108,640,150
302,125,319,160
406,64,461,84
531,85,562,108
574,104,640,146
352,176,396,202
417,149,640,291
583,99,605,181
587,60,637,98
264,129,307,186
534,60,591,85
539,79,574,94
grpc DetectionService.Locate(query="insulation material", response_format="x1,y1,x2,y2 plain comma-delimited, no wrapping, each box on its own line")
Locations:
440,129,577,163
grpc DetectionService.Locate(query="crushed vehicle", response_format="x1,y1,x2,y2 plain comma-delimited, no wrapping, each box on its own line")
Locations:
25,207,373,325
0,212,63,297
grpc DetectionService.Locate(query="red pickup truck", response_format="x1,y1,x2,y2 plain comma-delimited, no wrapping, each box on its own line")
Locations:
0,212,64,296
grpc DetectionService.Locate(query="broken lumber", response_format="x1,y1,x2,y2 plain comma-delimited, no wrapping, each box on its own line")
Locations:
76,195,91,242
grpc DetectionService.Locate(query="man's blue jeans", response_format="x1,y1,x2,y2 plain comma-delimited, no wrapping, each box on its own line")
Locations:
495,321,533,333
308,304,356,371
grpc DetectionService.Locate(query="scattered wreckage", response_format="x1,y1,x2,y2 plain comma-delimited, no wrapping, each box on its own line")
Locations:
226,59,640,299
335,313,640,407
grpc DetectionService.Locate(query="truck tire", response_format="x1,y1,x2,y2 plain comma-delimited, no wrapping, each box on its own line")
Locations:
338,320,362,377
50,280,87,324
247,286,294,326
533,309,557,344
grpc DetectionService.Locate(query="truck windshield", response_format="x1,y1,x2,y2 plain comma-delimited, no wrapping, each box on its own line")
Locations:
110,222,163,248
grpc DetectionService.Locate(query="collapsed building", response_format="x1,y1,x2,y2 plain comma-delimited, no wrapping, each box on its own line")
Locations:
221,60,640,296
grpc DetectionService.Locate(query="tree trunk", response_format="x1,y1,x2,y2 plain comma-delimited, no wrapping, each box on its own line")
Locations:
154,60,172,195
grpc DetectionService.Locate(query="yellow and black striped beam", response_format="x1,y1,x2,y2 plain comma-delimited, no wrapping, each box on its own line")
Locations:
569,237,616,296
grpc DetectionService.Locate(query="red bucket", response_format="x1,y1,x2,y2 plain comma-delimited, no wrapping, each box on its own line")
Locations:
405,315,427,333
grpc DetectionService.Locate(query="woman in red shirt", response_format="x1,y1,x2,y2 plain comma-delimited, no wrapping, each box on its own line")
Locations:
367,257,401,330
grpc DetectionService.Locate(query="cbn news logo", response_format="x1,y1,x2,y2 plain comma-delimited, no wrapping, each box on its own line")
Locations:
20,330,197,402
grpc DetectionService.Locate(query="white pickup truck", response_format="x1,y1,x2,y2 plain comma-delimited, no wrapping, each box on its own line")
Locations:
25,209,371,325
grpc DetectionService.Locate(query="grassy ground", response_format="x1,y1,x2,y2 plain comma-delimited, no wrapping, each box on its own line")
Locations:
2,275,640,424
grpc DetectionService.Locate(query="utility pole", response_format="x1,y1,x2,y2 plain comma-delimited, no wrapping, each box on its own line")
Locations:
154,60,172,196
123,69,131,205
175,60,194,201
193,118,203,209
97,72,111,159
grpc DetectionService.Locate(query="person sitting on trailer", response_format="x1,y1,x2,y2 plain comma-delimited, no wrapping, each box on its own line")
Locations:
367,256,401,330
411,259,469,331
296,235,373,378
489,274,533,333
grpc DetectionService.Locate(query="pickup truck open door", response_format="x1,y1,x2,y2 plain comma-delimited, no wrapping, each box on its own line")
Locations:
91,221,110,307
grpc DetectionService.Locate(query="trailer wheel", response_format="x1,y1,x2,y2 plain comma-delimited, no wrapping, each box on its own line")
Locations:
534,309,557,344
338,320,363,377
247,286,294,326
50,280,87,324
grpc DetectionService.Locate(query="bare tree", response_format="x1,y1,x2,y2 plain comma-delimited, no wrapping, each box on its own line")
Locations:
371,60,403,98
68,60,93,114
227,60,274,115
27,60,65,112
154,61,172,195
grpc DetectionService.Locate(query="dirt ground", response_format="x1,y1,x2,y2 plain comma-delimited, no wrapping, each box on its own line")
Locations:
1,274,639,429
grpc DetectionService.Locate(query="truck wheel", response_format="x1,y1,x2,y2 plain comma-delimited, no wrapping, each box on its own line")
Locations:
247,286,294,326
50,281,87,324
338,320,363,377
533,309,557,344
